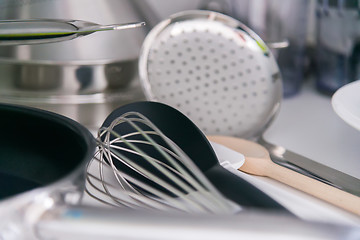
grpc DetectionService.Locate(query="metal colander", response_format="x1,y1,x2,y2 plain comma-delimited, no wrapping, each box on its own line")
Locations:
139,10,282,139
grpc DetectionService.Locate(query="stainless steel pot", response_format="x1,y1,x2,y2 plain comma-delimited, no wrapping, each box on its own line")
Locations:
0,0,147,130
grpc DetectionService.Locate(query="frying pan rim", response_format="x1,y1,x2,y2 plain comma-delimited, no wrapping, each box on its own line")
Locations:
0,103,96,203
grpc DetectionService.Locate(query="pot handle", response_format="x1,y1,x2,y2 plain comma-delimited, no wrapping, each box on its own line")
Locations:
35,206,359,240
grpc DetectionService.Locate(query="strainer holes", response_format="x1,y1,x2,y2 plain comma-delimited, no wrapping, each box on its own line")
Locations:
213,79,219,84
214,69,219,74
175,79,180,84
213,58,219,63
248,54,254,59
203,92,208,96
243,94,248,99
170,60,175,64
176,103,181,108
239,59,244,63
230,49,236,54
199,117,203,122
212,89,217,94
195,37,200,42
205,65,210,70
210,48,215,53
196,65,201,70
198,46,204,51
215,128,220,133
187,88,192,92
186,111,191,116
185,100,190,104
221,54,227,59
207,39,213,43
223,87,228,91
173,43,178,48
178,91,184,95
185,78,190,83
177,69,182,74
166,70,171,75
229,75,235,80
238,72,243,77
196,76,202,81
242,82,248,87
263,90,268,95
252,92,258,97
211,119,216,124
183,39,189,44
256,65,261,71
219,43,224,48
187,47,192,52
246,69,251,74
195,85,200,90
165,50,170,55
223,65,228,70
251,80,257,85
204,83,209,87
221,77,226,82
261,77,266,82
202,55,208,60
177,52,183,57
223,118,228,123
182,61,187,66
228,126,233,131
189,70,194,75
231,62,236,67
205,73,210,78
191,56,196,61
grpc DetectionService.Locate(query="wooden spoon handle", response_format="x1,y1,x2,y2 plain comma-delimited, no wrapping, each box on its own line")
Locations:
264,160,360,216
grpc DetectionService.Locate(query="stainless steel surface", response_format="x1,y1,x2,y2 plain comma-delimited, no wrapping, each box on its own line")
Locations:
139,10,282,139
37,206,360,240
0,0,148,130
0,19,145,45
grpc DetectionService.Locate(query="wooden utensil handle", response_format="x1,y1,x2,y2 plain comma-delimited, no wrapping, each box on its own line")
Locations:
265,160,360,216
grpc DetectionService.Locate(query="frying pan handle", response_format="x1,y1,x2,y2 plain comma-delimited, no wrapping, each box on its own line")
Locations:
35,206,357,240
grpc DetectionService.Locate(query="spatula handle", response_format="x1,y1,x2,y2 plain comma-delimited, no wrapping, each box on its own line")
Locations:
265,161,360,216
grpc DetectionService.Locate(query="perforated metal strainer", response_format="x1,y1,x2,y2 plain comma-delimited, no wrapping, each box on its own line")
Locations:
139,10,282,139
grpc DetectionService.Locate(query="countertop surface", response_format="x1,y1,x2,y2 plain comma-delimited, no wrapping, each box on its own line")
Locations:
264,80,360,179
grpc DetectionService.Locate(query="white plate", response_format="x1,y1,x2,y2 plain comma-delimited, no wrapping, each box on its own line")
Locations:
332,80,360,131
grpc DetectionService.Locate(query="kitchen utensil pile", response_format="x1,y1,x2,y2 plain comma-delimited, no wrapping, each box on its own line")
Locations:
86,110,238,214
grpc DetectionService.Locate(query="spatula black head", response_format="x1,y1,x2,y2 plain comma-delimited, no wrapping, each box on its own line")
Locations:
102,101,289,213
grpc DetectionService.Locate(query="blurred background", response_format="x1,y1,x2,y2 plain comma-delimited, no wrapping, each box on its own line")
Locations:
0,0,359,130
